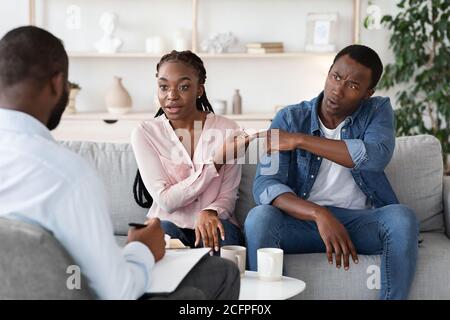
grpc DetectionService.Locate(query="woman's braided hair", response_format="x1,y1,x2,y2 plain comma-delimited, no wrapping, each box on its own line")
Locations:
133,50,214,208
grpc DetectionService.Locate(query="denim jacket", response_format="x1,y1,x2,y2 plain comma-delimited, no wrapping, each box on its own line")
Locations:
253,91,399,209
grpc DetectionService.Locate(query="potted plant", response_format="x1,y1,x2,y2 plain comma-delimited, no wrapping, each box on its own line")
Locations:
66,81,81,114
377,0,450,172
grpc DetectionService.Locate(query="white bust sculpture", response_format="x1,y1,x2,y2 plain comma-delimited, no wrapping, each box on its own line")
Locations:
94,12,122,54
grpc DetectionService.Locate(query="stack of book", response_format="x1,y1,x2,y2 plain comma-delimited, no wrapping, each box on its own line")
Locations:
246,42,284,54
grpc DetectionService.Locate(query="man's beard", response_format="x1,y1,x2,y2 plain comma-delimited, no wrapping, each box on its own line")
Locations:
47,88,69,130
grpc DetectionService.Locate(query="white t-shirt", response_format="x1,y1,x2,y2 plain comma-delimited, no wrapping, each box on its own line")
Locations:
307,118,368,209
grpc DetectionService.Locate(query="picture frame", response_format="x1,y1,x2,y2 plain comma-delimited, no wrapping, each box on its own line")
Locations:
305,12,338,53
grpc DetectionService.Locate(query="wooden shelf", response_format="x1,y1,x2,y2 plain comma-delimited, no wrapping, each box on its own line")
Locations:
200,52,336,59
62,111,275,121
68,51,336,59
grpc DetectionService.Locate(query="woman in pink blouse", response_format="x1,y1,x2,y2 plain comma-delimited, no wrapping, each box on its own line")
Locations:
131,50,254,253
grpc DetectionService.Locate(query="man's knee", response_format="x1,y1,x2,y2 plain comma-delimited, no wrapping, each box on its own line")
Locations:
244,204,281,233
221,257,240,283
181,256,240,299
380,204,419,234
212,256,240,300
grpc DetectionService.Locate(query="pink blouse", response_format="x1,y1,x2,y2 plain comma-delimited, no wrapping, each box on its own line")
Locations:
131,113,241,229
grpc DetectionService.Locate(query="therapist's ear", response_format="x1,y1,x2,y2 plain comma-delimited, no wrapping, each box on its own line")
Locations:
49,72,66,97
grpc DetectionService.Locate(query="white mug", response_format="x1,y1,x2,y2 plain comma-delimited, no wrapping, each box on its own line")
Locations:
220,245,246,277
145,36,165,54
152,36,165,54
257,248,283,281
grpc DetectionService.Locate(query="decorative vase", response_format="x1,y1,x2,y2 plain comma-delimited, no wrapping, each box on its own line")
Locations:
105,76,132,114
65,88,80,114
232,89,242,114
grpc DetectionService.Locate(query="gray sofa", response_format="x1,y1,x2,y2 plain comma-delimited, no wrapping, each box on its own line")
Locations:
1,134,449,299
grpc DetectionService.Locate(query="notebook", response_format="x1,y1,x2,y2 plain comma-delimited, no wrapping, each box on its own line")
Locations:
146,247,211,294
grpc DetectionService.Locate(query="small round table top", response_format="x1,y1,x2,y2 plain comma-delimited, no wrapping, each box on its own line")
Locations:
239,271,306,300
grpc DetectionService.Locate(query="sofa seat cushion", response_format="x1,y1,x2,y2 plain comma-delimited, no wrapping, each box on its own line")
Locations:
284,232,450,299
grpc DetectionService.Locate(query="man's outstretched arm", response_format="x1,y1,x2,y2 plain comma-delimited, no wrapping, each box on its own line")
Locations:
263,98,396,171
269,132,354,168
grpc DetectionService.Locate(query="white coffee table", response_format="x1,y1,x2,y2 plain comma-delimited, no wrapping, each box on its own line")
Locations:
239,271,306,300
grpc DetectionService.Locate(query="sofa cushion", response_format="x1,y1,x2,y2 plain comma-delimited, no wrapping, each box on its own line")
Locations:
115,235,128,247
385,135,444,231
284,232,450,299
235,164,257,227
60,141,148,235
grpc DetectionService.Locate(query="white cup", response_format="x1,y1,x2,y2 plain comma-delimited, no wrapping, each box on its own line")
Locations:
257,248,283,281
174,37,188,51
145,37,154,53
153,36,165,54
145,36,165,54
220,245,246,277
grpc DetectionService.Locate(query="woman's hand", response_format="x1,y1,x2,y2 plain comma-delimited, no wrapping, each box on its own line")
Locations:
258,129,300,154
194,210,225,252
213,130,258,171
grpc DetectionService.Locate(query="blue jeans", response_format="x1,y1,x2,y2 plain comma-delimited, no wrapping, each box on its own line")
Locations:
161,219,244,250
244,204,419,300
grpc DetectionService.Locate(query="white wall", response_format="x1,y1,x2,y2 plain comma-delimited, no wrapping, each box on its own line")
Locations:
0,0,28,32
0,0,400,113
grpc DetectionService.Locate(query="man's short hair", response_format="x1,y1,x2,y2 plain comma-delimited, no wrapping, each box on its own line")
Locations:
0,26,68,89
333,44,383,89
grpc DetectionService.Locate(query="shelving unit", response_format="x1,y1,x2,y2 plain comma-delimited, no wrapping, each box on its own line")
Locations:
61,111,275,121
27,0,362,58
27,0,362,143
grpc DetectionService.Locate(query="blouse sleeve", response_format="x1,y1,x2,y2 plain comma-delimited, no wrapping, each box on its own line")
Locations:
202,163,241,220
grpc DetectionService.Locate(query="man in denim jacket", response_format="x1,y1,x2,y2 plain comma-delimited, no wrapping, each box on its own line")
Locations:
245,45,419,300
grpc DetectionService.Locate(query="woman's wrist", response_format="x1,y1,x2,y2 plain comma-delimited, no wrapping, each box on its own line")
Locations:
202,209,218,216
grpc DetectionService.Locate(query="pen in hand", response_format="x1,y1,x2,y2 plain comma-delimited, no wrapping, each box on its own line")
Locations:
128,222,147,229
129,223,187,251
129,222,173,245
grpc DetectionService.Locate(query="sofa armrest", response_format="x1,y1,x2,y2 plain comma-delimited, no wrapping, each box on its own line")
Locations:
444,176,450,239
